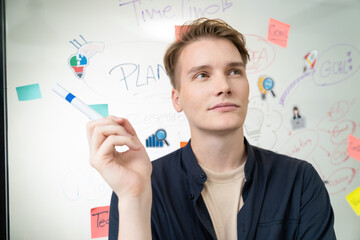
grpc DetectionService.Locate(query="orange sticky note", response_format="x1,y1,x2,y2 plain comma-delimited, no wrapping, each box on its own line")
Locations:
267,18,291,48
180,141,188,148
348,134,360,162
91,206,110,239
175,25,189,41
346,187,360,215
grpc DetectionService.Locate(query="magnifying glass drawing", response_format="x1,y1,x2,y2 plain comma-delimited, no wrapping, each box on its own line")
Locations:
155,129,169,146
263,78,276,97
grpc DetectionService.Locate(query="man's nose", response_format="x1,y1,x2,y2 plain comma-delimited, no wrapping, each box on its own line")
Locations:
213,74,231,97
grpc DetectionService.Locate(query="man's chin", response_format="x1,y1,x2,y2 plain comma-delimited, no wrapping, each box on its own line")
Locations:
204,124,244,136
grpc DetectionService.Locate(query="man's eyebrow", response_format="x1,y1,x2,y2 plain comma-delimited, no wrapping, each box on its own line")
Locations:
187,62,245,75
187,65,211,75
227,62,245,68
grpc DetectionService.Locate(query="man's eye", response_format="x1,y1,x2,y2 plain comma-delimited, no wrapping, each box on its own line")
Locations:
229,69,242,76
195,73,208,79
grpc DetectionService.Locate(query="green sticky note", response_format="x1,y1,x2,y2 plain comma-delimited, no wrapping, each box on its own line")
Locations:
89,104,109,118
16,84,42,101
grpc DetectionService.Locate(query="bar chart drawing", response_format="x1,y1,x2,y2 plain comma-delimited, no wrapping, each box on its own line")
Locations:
146,134,164,148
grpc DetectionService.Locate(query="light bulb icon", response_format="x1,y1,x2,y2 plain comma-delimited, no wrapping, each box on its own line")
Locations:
69,54,88,78
68,35,104,79
258,76,275,99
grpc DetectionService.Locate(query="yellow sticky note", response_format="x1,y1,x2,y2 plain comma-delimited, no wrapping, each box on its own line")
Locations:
346,187,360,215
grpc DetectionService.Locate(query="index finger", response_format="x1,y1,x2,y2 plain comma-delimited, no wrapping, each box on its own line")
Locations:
115,118,137,136
86,116,120,144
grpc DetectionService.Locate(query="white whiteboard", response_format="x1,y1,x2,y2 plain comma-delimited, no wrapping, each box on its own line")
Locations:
6,0,360,239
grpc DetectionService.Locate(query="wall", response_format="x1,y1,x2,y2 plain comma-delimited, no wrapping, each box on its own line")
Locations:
5,0,360,239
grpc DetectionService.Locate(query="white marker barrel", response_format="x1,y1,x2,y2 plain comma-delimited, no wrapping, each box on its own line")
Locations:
52,83,103,120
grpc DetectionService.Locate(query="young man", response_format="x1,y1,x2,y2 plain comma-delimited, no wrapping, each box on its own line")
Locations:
86,18,336,240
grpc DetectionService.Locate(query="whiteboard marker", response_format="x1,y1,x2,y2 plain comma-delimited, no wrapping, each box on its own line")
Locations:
52,83,103,120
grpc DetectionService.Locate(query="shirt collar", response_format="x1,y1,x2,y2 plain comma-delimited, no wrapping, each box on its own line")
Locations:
181,137,255,187
243,137,255,183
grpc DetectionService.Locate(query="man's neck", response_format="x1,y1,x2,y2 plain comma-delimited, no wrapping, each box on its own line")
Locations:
190,127,247,173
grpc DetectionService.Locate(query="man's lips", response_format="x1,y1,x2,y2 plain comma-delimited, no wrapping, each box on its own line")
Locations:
209,102,239,111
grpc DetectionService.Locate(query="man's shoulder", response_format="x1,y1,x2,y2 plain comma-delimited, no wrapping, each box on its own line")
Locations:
250,144,313,173
151,147,183,177
249,144,323,200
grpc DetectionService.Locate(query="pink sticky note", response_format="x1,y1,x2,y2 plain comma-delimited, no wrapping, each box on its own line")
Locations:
267,18,291,48
175,25,189,41
91,206,110,239
348,134,360,162
175,25,181,41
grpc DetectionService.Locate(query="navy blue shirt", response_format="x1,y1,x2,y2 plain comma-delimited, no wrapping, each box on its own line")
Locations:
109,139,336,239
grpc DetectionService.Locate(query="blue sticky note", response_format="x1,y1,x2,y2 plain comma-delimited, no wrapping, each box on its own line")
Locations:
16,84,42,101
89,104,109,118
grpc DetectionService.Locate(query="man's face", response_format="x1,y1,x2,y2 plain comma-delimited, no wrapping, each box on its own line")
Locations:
171,38,249,134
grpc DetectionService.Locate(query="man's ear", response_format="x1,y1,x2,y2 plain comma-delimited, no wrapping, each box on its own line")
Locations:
171,88,183,112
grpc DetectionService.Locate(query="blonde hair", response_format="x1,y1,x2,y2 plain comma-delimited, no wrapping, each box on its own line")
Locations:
163,18,250,89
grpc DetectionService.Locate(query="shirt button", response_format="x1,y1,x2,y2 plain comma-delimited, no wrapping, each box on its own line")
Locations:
190,194,194,199
200,173,206,178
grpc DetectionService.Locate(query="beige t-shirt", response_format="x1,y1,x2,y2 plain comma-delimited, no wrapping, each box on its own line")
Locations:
199,163,246,240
